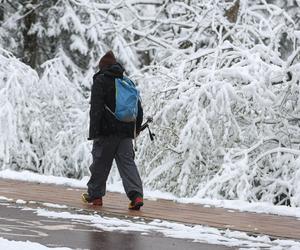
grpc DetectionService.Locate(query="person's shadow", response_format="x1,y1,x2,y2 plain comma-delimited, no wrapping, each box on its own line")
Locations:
88,230,143,250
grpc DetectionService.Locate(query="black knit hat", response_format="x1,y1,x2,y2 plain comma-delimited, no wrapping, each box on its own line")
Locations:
99,51,117,69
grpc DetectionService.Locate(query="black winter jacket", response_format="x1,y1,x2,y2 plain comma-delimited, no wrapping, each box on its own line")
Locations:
88,63,143,140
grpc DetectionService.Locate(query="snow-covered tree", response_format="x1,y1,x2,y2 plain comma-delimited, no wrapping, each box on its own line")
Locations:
134,0,300,206
0,48,40,170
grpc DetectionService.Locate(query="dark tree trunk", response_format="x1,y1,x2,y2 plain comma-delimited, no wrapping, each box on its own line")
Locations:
141,51,151,66
225,0,240,23
0,1,4,22
22,0,38,68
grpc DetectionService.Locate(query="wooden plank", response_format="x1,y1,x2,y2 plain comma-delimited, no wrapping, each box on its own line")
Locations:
0,178,300,240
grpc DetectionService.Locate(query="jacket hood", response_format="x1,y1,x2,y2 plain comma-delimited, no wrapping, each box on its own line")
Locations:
100,63,125,78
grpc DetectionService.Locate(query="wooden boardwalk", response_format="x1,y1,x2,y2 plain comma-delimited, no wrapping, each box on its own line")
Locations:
0,178,300,240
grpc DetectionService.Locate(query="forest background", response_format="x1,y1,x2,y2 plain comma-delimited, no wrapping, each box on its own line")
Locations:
1,0,300,207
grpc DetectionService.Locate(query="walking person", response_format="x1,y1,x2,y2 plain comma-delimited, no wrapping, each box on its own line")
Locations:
82,51,144,210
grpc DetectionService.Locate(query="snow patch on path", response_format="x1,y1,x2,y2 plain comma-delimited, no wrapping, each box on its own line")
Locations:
0,237,71,250
34,208,300,249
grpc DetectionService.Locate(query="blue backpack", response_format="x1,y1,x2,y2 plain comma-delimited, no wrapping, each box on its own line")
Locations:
105,76,140,122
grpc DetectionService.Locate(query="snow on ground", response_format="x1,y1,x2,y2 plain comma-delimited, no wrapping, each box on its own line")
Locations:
1,169,300,218
42,203,68,209
0,237,71,250
31,207,300,250
0,196,13,201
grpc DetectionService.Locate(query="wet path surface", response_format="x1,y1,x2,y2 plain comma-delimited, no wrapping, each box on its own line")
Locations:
0,202,233,250
1,178,300,240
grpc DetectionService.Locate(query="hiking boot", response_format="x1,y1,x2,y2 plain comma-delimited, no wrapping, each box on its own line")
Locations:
128,195,143,210
81,193,102,206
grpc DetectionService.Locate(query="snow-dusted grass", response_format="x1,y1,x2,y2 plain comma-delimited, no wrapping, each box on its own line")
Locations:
2,169,300,218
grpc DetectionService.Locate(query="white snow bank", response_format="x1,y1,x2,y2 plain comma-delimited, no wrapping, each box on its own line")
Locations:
0,169,88,188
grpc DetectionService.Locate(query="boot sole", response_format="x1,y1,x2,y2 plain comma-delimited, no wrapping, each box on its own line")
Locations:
81,194,102,206
129,202,144,210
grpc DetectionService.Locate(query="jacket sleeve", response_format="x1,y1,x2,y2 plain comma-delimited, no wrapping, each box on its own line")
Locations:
88,74,104,140
136,99,143,132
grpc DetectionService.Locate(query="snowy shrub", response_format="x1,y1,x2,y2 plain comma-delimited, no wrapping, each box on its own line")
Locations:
0,48,40,170
135,0,300,205
0,48,91,177
37,58,91,178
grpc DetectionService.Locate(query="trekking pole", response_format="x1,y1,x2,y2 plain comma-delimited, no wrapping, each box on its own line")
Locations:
140,117,153,132
140,117,155,141
147,125,155,141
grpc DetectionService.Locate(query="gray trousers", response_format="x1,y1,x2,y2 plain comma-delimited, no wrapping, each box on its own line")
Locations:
87,135,143,200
